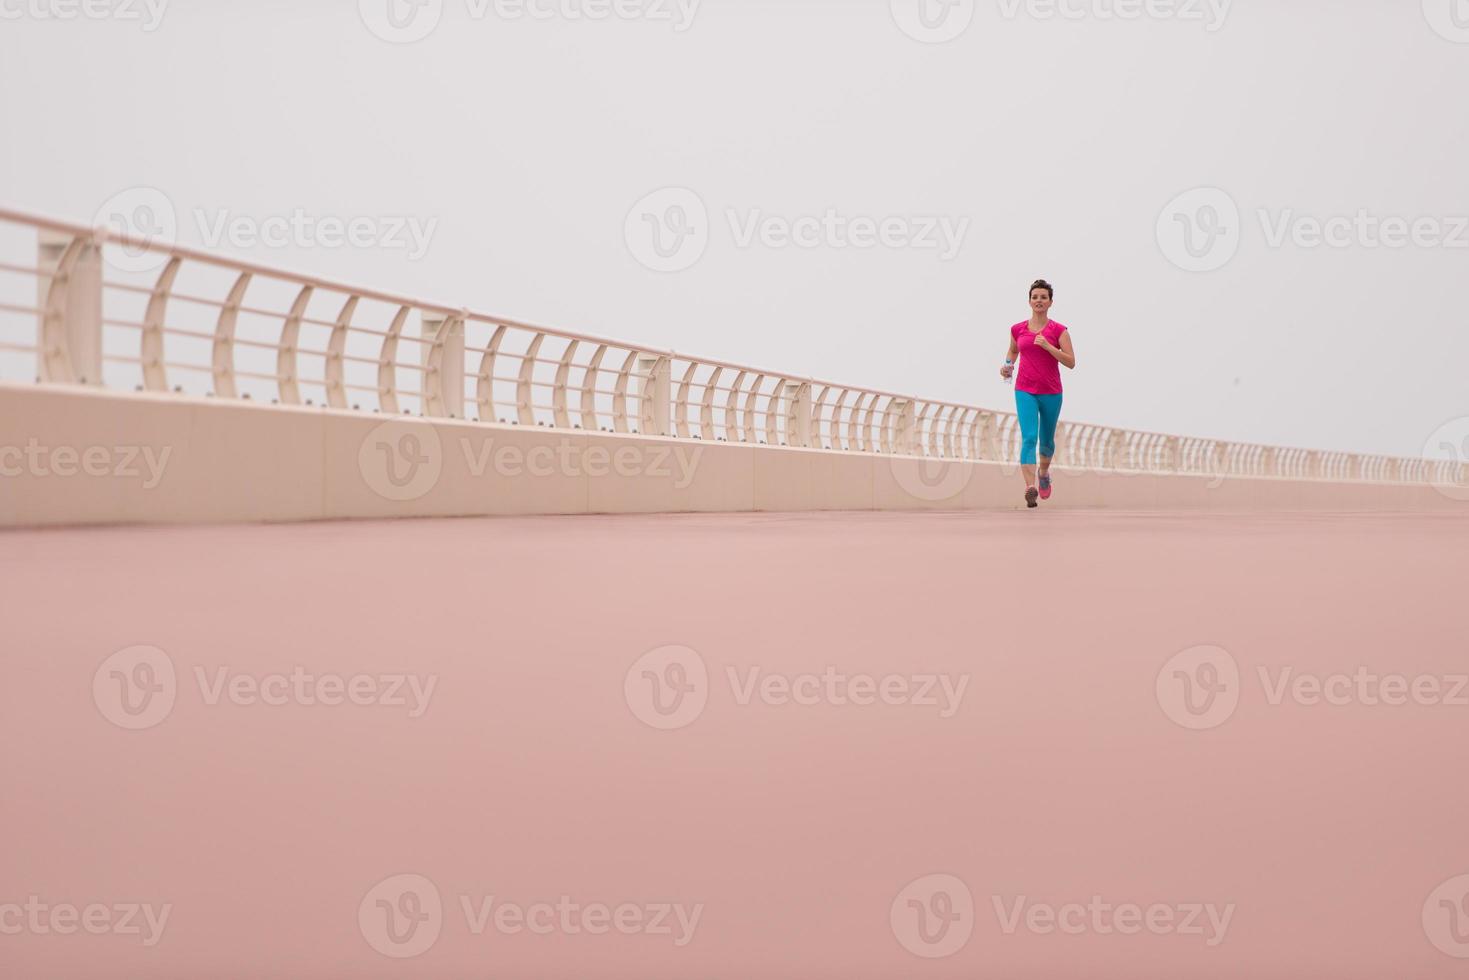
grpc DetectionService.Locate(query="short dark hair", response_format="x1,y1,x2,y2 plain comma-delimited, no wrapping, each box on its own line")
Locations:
1030,279,1054,300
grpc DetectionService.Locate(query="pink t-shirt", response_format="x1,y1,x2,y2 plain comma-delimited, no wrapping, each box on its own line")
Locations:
1011,320,1068,395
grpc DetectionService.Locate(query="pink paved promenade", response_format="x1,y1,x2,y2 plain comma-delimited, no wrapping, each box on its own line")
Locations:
4,510,1469,978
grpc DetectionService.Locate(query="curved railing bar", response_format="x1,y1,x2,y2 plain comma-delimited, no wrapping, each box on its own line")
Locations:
140,256,182,393
766,378,786,446
612,350,638,433
829,389,849,452
276,285,313,406
40,235,85,384
744,375,765,445
517,332,546,426
475,323,508,423
579,344,607,431
324,294,358,409
554,339,580,430
377,305,411,415
674,360,698,440
848,393,868,453
725,370,747,443
808,386,829,450
210,272,253,400
699,365,722,441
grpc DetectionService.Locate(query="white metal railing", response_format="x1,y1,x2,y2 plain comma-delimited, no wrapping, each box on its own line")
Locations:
0,204,1460,488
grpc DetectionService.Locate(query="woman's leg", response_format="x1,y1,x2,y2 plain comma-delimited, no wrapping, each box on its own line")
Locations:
1035,393,1064,479
1015,389,1040,489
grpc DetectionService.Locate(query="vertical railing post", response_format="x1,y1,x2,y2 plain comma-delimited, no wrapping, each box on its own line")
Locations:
421,312,465,418
637,355,670,436
897,400,917,455
788,382,812,447
37,231,103,385
1166,436,1182,474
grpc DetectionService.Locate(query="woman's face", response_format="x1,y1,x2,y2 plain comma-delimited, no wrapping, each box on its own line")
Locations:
1030,289,1052,318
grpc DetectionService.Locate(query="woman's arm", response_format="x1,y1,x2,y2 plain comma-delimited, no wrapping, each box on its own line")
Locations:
1036,331,1076,370
1000,336,1019,380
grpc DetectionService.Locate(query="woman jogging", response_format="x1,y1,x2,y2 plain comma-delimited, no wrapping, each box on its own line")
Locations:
999,279,1077,509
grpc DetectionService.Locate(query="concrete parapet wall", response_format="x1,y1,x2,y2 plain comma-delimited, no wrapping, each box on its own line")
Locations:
1,383,1460,527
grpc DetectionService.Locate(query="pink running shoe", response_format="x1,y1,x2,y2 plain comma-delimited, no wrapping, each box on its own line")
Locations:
1038,474,1053,501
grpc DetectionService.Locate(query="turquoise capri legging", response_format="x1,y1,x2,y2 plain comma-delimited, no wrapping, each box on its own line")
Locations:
1015,390,1064,466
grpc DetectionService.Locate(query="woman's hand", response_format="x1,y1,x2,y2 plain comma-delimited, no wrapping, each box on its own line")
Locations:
1000,363,1014,381
1033,336,1055,355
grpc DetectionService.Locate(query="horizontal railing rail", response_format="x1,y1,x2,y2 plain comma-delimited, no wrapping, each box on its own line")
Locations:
0,204,1459,487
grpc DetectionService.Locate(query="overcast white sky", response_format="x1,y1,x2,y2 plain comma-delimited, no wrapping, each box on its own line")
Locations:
2,0,1467,457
